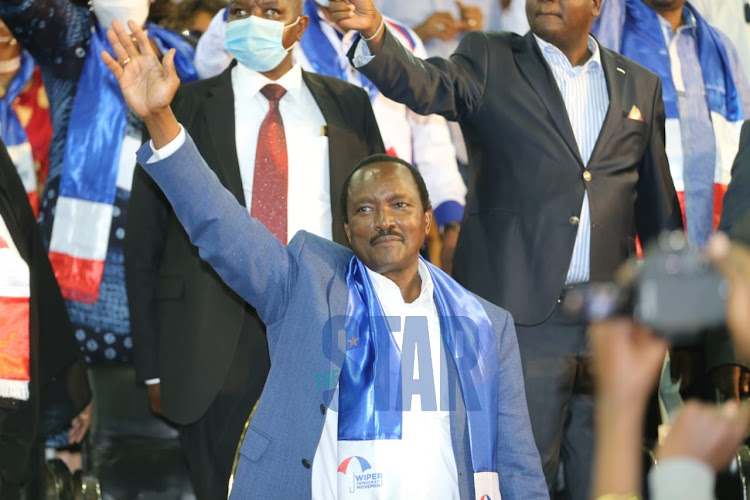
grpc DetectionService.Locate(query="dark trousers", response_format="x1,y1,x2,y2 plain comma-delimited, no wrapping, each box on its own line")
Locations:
515,303,594,500
0,435,44,500
178,316,270,500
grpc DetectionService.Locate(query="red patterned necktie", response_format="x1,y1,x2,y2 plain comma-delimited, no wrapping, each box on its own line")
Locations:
252,83,288,244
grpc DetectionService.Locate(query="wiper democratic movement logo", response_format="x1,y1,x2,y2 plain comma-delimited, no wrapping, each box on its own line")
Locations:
337,456,383,493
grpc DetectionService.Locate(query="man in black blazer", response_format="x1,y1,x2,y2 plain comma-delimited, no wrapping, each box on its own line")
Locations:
124,1,384,498
330,0,683,497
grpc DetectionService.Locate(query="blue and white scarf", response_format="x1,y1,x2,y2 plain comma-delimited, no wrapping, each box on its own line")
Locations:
300,0,380,101
341,255,501,498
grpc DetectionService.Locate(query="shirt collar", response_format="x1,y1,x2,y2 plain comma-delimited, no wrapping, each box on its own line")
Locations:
657,6,696,45
365,259,434,308
233,61,304,102
533,34,602,73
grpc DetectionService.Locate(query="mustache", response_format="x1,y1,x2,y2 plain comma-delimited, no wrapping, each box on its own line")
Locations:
369,228,405,245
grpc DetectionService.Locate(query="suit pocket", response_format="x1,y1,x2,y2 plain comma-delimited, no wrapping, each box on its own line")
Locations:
240,426,272,462
155,277,185,300
622,117,647,134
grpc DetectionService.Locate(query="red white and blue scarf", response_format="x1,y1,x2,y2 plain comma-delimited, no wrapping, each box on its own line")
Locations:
48,22,197,303
594,0,744,244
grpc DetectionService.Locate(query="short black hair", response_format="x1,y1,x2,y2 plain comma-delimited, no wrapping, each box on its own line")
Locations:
340,154,431,223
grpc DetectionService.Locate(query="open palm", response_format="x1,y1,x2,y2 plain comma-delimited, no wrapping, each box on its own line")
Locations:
100,20,179,119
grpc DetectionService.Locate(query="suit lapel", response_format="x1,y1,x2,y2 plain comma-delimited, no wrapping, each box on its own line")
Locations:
204,66,247,206
513,33,583,166
588,47,628,166
302,71,348,245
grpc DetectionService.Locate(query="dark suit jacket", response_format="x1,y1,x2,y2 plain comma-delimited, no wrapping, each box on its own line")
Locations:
126,65,385,424
136,135,548,499
720,120,750,242
356,31,683,325
710,120,750,369
0,140,90,483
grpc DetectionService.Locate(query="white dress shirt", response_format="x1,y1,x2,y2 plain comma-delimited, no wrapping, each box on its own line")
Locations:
311,260,460,499
232,63,332,242
143,63,331,385
534,35,609,284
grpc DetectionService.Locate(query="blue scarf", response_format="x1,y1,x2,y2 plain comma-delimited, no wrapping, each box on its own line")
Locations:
61,21,198,206
0,50,34,148
615,0,741,121
147,22,199,84
339,256,499,474
300,0,379,102
59,22,127,208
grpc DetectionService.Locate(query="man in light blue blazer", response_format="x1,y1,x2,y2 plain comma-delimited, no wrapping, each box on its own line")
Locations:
102,16,547,500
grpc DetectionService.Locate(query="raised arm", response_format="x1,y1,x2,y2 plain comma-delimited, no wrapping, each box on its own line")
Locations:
102,20,295,326
329,0,487,121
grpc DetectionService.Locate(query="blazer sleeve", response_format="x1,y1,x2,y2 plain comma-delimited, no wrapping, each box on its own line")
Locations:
125,164,169,382
352,28,488,121
634,77,684,245
493,309,549,498
124,91,195,383
135,133,296,328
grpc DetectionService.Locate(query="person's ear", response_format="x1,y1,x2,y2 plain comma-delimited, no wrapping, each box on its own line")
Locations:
424,209,433,237
591,0,603,17
344,222,352,244
296,14,309,41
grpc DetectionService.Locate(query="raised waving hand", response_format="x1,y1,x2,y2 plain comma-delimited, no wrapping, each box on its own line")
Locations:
100,19,181,147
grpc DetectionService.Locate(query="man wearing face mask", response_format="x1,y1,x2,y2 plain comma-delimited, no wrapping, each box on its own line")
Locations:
191,2,467,272
0,0,198,372
125,0,384,497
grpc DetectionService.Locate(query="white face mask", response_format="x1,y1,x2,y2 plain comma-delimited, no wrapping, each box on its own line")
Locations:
224,15,300,72
92,0,150,32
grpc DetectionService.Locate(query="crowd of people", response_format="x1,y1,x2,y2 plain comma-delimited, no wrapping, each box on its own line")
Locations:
2,0,750,499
